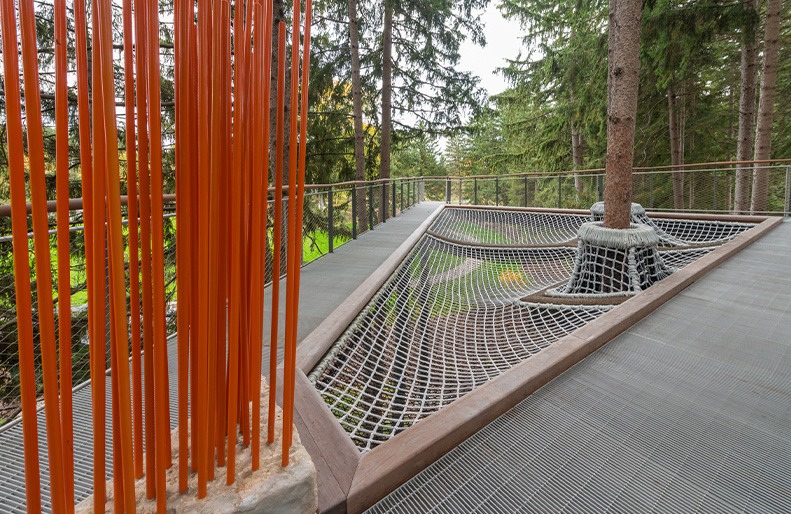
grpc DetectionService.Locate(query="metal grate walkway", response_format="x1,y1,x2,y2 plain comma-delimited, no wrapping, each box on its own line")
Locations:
368,221,791,513
0,203,442,513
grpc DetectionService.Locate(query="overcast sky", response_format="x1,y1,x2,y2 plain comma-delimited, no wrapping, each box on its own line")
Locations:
457,5,528,98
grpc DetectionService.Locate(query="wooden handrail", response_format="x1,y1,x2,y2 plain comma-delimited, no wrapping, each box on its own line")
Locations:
2,158,789,216
436,158,791,181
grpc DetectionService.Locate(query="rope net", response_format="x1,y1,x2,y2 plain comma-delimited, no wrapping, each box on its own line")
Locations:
310,207,755,452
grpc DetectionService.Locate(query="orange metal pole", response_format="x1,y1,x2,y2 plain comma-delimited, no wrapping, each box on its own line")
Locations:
189,14,201,476
226,0,246,481
174,0,194,493
0,2,43,509
95,0,137,505
248,0,272,470
196,0,213,495
260,0,275,452
18,0,68,506
90,0,109,505
286,0,313,459
215,6,232,468
134,0,157,496
269,21,287,446
71,0,105,504
54,0,75,504
122,0,145,480
282,0,301,467
206,0,223,481
146,0,173,505
240,0,257,449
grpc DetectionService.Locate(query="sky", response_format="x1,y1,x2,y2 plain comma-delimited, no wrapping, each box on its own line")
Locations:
432,4,528,154
457,5,529,98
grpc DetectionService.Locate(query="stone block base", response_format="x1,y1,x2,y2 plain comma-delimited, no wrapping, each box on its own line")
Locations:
76,381,317,513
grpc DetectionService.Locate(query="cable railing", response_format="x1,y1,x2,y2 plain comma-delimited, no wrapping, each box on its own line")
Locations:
0,177,423,431
424,160,791,216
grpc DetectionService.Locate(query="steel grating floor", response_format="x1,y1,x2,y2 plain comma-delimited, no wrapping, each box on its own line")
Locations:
368,221,791,514
0,203,442,513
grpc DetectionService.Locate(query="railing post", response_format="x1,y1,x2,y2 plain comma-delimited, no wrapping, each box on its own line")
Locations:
382,182,387,223
557,174,562,209
495,177,500,206
445,177,451,203
473,178,478,205
400,180,404,211
392,179,396,218
785,166,791,218
328,186,334,253
351,184,357,239
712,171,717,212
597,174,604,202
369,183,374,230
459,177,463,205
524,175,528,207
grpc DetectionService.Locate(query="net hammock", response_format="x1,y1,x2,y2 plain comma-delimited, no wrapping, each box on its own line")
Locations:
309,207,754,451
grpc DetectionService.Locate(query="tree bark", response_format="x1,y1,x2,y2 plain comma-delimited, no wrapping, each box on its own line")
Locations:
750,0,783,214
603,0,642,229
571,124,584,193
347,0,368,229
668,87,684,210
734,0,760,214
379,0,393,223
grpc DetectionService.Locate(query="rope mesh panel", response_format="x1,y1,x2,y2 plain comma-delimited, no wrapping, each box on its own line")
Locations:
428,208,589,245
310,207,757,452
651,218,754,245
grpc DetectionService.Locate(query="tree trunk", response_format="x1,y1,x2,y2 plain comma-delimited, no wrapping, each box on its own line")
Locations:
734,0,760,214
571,124,584,194
347,0,368,229
603,0,643,229
750,0,783,214
668,87,684,210
379,0,393,223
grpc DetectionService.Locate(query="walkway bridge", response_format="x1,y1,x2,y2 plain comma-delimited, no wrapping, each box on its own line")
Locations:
1,164,790,512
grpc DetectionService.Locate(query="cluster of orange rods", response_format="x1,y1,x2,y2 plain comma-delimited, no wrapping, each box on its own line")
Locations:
0,0,312,508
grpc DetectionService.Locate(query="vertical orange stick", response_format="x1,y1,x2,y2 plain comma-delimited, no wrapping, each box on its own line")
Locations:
146,0,173,505
94,0,137,505
90,0,109,505
206,0,224,482
249,0,272,470
196,0,213,495
133,0,157,496
18,0,68,506
282,0,301,467
263,0,276,445
226,3,243,485
189,14,201,476
270,21,287,445
72,0,104,504
54,0,75,505
122,0,145,480
240,0,257,449
174,0,194,493
286,0,313,459
0,2,43,510
214,0,232,469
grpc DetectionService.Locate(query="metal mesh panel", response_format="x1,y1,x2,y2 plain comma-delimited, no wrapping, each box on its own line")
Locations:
310,207,758,452
0,211,177,429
